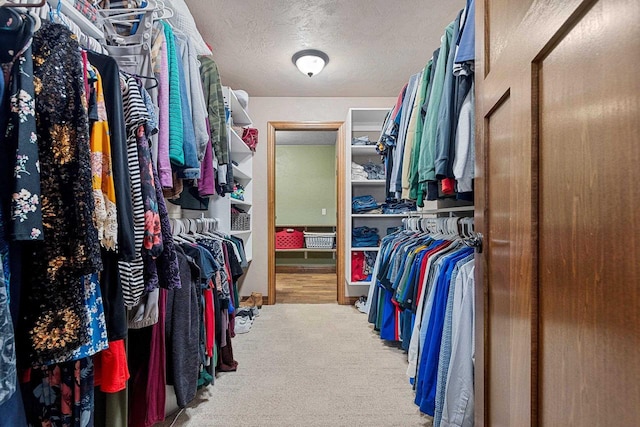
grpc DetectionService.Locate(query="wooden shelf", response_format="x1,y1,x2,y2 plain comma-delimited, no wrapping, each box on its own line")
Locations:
230,230,252,236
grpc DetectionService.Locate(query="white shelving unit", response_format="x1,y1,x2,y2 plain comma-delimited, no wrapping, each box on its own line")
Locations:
345,108,396,290
208,87,254,263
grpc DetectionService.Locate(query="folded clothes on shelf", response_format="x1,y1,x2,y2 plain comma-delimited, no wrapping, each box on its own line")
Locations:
352,161,385,180
351,162,369,180
362,161,385,180
386,226,403,235
351,135,376,146
380,200,416,214
352,195,380,213
351,250,378,282
352,226,380,247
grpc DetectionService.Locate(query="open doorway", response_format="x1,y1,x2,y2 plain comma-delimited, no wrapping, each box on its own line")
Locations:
267,122,346,305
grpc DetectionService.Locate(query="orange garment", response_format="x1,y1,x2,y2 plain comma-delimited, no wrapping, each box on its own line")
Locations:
90,66,118,250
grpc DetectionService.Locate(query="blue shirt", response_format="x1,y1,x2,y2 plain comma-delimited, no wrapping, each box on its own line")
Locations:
455,0,475,63
415,248,473,415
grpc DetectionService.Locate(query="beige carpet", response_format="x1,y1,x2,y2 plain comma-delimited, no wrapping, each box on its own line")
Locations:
160,304,432,427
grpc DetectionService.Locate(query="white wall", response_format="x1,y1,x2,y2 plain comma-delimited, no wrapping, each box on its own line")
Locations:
239,97,395,299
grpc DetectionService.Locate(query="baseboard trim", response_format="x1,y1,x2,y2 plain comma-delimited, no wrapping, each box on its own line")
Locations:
345,297,359,306
275,265,337,274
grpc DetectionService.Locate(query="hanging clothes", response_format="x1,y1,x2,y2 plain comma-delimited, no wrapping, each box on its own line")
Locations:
367,219,476,423
17,22,103,365
88,65,118,251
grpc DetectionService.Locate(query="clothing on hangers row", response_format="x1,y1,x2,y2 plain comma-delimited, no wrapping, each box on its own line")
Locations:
376,2,476,206
364,214,475,426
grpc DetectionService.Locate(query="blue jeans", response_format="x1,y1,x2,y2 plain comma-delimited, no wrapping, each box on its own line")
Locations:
352,195,379,213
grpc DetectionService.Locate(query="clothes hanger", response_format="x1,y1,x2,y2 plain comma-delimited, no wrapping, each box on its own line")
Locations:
0,4,39,33
1,0,46,9
121,70,158,90
98,0,158,18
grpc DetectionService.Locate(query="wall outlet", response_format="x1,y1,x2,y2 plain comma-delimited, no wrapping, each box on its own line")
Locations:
321,208,327,215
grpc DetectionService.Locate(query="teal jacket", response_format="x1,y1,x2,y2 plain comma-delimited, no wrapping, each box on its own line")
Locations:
417,19,456,205
163,22,185,167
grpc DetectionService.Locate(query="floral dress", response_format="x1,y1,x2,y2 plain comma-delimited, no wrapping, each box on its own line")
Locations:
0,9,43,242
22,357,94,427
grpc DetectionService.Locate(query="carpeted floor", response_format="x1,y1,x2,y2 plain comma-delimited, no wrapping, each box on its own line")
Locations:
160,304,432,426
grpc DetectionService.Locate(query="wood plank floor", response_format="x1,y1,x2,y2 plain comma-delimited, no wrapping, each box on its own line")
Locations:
276,273,337,304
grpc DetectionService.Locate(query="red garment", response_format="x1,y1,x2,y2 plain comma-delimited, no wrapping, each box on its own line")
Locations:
81,50,90,105
415,241,452,305
204,281,215,358
222,244,237,338
441,178,456,195
351,251,366,282
94,340,130,393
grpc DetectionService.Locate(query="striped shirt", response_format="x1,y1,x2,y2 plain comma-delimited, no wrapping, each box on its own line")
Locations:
118,74,149,307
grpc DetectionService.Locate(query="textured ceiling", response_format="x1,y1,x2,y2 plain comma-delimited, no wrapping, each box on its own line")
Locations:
186,0,465,97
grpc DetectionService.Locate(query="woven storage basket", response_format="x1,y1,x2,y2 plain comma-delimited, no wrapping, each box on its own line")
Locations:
275,228,304,249
303,232,336,249
231,212,251,231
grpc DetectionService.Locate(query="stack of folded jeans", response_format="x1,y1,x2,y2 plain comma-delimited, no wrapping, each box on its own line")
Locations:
381,200,416,214
351,162,369,180
362,161,385,180
352,195,380,213
352,226,380,247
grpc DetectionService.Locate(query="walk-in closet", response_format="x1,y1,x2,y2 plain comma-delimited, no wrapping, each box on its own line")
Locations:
0,0,637,426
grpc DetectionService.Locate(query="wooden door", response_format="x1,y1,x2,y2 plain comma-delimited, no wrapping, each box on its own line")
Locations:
475,0,640,425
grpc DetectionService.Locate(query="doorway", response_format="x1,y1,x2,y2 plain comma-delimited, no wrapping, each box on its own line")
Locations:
267,122,346,305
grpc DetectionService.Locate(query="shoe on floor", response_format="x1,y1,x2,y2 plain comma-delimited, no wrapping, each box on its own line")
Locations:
355,296,367,313
239,297,256,308
251,292,263,308
235,316,252,334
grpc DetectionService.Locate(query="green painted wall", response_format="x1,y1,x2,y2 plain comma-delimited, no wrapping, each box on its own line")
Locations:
276,145,336,226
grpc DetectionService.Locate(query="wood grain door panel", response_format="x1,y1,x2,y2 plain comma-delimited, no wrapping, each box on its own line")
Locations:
477,0,640,425
537,0,640,424
487,95,533,427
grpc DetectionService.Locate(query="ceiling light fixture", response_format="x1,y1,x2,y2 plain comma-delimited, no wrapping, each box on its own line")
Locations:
292,49,329,77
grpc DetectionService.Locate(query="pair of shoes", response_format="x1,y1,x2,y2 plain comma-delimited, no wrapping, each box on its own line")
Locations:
355,296,367,313
239,292,263,308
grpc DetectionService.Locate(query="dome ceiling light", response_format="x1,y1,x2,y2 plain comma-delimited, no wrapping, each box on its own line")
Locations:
292,49,329,77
